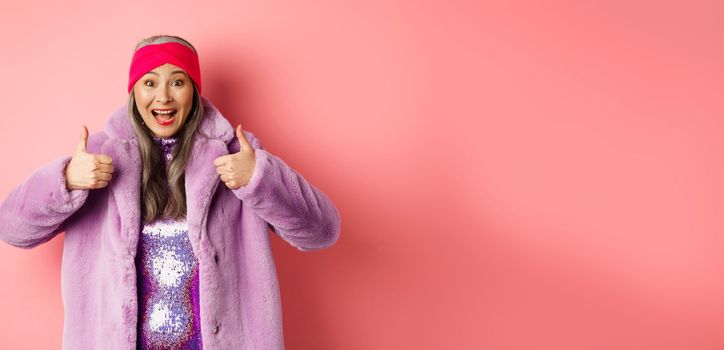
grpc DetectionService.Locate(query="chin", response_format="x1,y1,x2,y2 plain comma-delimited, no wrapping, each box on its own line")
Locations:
156,130,177,138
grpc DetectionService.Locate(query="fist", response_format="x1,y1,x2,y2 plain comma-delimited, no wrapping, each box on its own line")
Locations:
65,126,114,190
214,124,256,190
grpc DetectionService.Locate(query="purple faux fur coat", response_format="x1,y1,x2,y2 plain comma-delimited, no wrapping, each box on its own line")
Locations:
0,96,341,349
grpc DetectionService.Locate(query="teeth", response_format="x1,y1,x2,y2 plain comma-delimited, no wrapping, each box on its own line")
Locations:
153,110,176,115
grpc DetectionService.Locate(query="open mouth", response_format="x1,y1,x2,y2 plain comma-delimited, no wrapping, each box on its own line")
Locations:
151,109,177,125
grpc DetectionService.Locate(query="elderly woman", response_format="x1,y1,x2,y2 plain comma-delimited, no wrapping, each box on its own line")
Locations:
0,34,340,349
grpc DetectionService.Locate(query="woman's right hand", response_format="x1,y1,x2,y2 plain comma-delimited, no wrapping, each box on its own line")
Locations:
65,126,114,191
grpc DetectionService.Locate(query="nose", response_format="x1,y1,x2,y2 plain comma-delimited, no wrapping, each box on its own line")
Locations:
155,87,174,103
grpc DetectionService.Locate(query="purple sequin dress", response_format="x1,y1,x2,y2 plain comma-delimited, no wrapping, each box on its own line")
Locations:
135,136,203,350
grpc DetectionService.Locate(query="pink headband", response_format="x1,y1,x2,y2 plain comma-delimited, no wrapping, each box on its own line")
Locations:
127,41,202,94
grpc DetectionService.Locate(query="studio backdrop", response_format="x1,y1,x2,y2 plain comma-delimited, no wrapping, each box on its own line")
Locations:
1,0,723,349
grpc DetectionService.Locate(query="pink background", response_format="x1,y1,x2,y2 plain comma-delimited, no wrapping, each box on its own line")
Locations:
1,0,723,349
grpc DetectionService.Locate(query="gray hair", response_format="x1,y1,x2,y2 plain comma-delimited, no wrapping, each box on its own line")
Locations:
127,34,204,223
134,34,198,53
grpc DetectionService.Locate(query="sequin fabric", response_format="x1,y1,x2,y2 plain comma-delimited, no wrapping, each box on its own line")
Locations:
136,136,203,350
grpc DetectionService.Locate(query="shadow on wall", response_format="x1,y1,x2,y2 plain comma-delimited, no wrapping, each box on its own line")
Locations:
202,43,361,349
202,45,257,130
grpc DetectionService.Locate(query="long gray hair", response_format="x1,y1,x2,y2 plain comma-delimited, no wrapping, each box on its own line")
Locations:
127,34,204,223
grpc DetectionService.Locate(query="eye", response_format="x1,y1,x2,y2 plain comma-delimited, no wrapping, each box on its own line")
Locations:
172,79,184,86
144,80,154,87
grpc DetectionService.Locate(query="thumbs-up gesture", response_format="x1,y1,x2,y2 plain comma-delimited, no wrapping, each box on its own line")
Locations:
65,126,114,191
214,124,256,190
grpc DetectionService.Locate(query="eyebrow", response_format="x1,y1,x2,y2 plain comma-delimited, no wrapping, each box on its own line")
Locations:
145,70,187,76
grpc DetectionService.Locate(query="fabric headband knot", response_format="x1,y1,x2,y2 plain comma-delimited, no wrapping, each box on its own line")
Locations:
127,41,202,94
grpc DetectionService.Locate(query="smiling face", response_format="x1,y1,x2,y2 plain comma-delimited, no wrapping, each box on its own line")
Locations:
132,63,195,138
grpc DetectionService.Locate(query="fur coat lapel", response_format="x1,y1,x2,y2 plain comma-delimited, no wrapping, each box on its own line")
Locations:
100,96,234,257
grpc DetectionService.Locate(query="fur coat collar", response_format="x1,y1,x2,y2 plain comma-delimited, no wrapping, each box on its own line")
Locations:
99,95,234,268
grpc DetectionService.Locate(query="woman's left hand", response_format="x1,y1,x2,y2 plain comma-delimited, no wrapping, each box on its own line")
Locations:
214,124,256,190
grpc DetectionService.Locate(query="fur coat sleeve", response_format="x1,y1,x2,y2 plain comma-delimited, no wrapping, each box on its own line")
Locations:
0,130,341,252
231,131,341,251
0,155,89,248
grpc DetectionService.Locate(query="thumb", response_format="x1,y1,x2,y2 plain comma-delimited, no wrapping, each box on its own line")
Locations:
76,125,88,154
236,124,251,150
